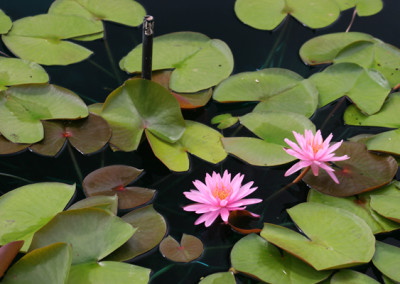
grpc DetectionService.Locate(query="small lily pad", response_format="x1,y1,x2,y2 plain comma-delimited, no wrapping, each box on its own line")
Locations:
331,269,380,283
228,210,262,234
303,142,398,197
213,68,318,118
159,234,203,263
106,205,167,261
0,9,12,34
0,134,29,155
334,0,383,16
364,129,400,156
211,114,239,129
0,240,24,278
199,272,236,284
370,182,400,223
372,241,400,282
82,165,155,210
262,202,376,270
120,32,234,93
231,234,331,283
67,195,118,215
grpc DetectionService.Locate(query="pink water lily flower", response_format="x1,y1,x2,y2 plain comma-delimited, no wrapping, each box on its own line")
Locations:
284,129,349,184
183,170,262,227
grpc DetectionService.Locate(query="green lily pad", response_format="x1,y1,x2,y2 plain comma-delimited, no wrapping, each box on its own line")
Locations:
1,242,72,284
309,63,390,114
211,114,239,129
331,269,380,283
261,202,375,270
199,272,236,284
106,205,167,261
0,57,49,89
0,9,12,34
234,0,340,30
344,93,400,128
146,120,227,172
372,241,400,282
382,275,398,284
369,182,400,223
120,32,234,93
334,0,383,16
101,78,185,151
159,234,203,263
2,14,102,65
0,134,29,155
0,240,24,278
88,103,103,115
303,142,398,197
0,182,75,251
29,208,135,264
67,261,150,284
82,165,155,210
213,68,318,117
308,189,400,234
0,84,88,144
231,234,331,283
364,129,400,156
29,113,111,156
67,195,118,215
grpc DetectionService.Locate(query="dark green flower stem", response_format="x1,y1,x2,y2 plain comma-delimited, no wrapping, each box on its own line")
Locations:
0,173,34,184
67,143,83,184
150,264,176,281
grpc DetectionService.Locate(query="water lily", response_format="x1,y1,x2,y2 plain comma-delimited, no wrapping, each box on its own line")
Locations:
183,170,262,227
284,130,349,183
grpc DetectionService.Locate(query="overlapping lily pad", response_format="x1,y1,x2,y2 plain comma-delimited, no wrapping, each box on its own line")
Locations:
211,114,239,130
309,63,390,114
82,165,155,210
227,210,262,234
0,9,12,34
303,142,398,197
2,14,102,65
106,205,167,261
334,0,383,16
146,120,227,172
159,234,203,263
198,272,236,284
369,182,400,223
0,182,75,251
0,240,24,278
0,134,29,155
222,112,315,166
308,189,400,234
120,32,234,93
261,202,376,270
213,68,318,117
234,0,340,30
372,241,400,282
101,78,185,151
0,84,88,144
231,234,331,283
67,195,118,215
331,269,380,283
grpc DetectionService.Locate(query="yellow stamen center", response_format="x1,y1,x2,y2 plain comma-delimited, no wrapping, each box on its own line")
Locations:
212,183,232,200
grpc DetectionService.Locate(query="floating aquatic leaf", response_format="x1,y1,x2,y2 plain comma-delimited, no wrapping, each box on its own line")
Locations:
1,242,72,284
0,183,75,251
101,78,185,151
146,120,227,172
303,142,398,197
120,32,234,93
2,14,102,65
308,189,400,234
231,234,331,283
67,195,118,215
0,84,88,144
334,0,383,16
211,114,239,129
0,134,29,155
0,240,24,278
106,205,167,261
363,129,400,156
372,241,400,282
331,269,380,283
159,234,203,263
198,272,236,284
0,9,12,34
369,182,400,223
227,210,262,234
213,68,318,117
262,202,375,270
309,63,390,114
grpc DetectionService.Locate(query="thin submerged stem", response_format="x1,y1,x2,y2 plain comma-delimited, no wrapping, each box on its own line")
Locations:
149,264,176,281
87,59,116,79
320,96,346,130
103,25,123,84
346,8,357,32
0,172,34,184
67,143,83,184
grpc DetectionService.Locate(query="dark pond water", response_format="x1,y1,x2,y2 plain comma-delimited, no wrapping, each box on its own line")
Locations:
1,0,400,283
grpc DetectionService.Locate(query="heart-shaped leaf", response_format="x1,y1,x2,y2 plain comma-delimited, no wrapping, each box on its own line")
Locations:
0,134,29,155
234,0,340,30
0,84,88,144
228,210,262,234
309,63,390,114
334,0,383,16
0,182,75,251
120,32,234,93
303,142,398,197
198,272,236,284
1,242,72,284
101,78,185,151
2,14,102,65
369,182,400,223
0,9,12,34
308,189,400,234
211,114,239,130
231,234,331,283
67,195,118,215
0,240,24,278
331,269,380,283
261,202,375,270
213,68,318,117
146,120,227,172
106,205,167,261
159,234,203,263
372,241,400,282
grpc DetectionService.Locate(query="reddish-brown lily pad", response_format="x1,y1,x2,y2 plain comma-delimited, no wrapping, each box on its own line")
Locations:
303,142,398,197
29,113,111,156
159,234,203,263
228,210,262,234
0,134,29,155
82,165,155,210
0,240,24,278
152,70,212,109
